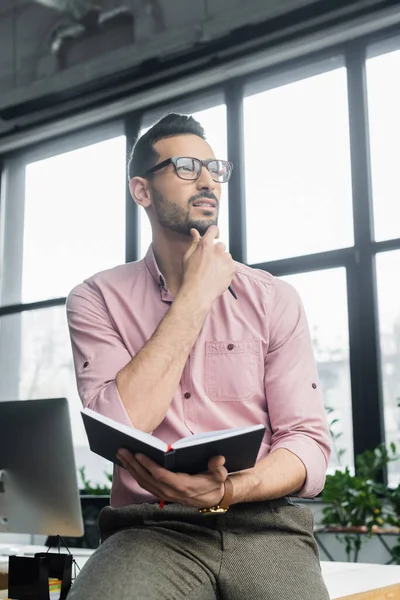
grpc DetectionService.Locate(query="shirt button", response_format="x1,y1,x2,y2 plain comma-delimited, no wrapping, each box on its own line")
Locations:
184,392,191,399
83,361,89,368
312,383,317,389
227,344,234,351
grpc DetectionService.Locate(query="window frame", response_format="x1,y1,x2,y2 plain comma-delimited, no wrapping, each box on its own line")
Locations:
1,25,400,484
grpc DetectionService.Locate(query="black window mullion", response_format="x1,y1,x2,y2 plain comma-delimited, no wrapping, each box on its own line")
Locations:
373,237,400,254
0,297,66,317
124,113,142,264
251,247,355,277
225,80,247,264
346,41,385,465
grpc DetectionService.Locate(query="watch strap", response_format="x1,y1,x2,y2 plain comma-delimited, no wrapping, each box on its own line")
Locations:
219,477,234,509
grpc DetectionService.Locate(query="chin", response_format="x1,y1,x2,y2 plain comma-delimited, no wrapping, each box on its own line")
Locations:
191,221,218,236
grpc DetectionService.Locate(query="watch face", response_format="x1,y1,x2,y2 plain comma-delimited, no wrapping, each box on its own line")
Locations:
199,506,229,514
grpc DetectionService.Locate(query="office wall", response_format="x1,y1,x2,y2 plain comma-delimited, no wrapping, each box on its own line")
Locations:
0,0,318,133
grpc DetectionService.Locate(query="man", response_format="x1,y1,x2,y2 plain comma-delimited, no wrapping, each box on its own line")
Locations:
66,113,331,599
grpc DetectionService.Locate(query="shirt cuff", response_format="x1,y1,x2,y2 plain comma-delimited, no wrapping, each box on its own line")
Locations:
88,380,133,429
271,436,328,498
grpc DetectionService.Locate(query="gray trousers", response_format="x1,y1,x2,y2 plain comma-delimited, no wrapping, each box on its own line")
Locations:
67,498,330,600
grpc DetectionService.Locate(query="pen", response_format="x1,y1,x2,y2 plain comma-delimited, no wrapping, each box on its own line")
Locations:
228,285,238,300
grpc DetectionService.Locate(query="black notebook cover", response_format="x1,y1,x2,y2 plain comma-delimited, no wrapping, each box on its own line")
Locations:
82,410,265,474
170,430,265,474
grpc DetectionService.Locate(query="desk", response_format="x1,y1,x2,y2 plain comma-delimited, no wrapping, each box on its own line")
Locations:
322,562,400,599
1,547,400,599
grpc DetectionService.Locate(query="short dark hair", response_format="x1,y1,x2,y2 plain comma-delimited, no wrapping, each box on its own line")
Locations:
127,113,206,180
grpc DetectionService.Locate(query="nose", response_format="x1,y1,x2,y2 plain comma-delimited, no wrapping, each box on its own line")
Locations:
196,165,217,192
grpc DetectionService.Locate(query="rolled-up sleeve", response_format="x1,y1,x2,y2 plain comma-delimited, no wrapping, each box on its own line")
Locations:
265,278,331,497
66,282,133,428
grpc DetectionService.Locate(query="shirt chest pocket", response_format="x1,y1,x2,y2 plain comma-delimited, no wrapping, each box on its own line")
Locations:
205,340,261,402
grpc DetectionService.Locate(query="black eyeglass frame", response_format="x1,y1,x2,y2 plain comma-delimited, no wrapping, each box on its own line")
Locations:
143,156,233,182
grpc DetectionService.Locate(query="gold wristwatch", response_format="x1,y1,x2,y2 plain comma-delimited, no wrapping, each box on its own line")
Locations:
199,478,234,514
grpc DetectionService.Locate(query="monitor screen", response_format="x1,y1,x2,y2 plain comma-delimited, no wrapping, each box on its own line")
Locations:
0,397,83,537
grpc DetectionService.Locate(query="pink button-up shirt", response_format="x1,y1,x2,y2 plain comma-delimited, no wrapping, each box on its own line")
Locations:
66,246,331,507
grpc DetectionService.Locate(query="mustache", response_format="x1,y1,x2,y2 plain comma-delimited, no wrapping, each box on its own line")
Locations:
189,192,219,205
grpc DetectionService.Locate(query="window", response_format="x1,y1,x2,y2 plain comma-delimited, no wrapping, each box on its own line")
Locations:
376,250,400,486
367,48,400,242
244,65,354,264
0,308,111,487
138,103,229,258
0,129,126,487
21,135,126,303
281,268,353,471
2,30,400,499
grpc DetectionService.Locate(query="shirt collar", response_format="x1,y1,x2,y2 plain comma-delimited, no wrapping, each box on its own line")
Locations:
144,244,168,293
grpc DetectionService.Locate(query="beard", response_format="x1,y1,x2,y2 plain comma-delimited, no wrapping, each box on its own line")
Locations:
150,185,219,237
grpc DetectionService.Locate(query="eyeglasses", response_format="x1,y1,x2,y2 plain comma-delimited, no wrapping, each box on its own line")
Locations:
144,156,233,183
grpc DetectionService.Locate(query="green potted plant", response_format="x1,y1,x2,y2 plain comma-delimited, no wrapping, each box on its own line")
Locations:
320,443,398,562
79,466,112,496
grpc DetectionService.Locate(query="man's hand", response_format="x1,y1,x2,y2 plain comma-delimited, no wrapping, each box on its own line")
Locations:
117,448,228,508
180,226,235,308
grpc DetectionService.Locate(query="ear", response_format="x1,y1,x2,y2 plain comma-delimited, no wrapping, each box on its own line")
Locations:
129,177,152,208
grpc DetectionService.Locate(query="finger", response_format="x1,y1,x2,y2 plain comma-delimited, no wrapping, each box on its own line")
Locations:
117,451,155,482
130,454,168,485
131,456,163,488
208,455,226,470
202,225,220,243
134,457,220,502
117,453,139,480
120,454,168,498
207,456,228,482
184,228,201,260
214,241,226,252
213,467,228,484
135,455,192,495
190,228,201,244
117,448,134,462
135,454,171,479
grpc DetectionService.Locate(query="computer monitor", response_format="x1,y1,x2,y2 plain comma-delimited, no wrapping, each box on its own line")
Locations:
0,397,84,537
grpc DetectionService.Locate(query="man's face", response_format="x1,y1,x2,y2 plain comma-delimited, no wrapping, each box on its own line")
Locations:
147,134,222,237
